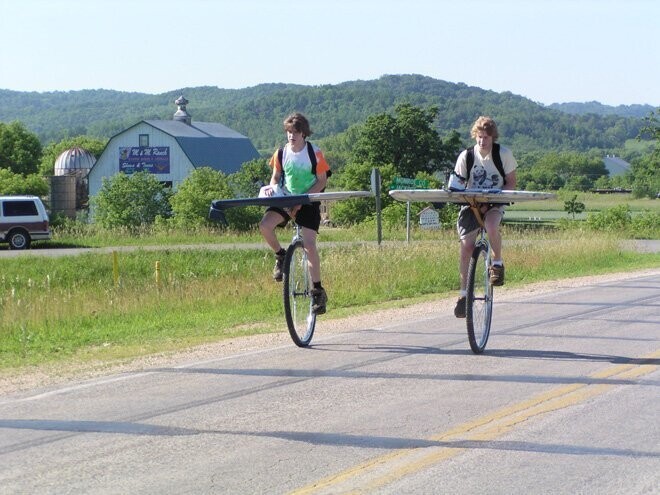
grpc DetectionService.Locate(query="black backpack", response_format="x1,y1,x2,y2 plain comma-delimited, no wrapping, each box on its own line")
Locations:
465,142,506,186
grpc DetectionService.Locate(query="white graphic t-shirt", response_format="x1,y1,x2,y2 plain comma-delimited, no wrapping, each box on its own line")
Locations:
455,144,517,189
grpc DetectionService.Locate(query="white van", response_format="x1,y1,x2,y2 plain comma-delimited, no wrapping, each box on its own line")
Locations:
0,196,51,250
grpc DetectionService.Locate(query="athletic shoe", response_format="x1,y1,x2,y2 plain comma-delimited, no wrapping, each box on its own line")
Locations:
311,288,327,315
454,296,466,318
273,253,285,281
489,264,505,286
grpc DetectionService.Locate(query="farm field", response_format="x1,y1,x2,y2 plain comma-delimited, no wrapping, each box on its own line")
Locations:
505,192,658,222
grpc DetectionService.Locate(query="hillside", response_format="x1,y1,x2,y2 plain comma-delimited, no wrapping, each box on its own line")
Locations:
548,101,655,118
0,74,647,155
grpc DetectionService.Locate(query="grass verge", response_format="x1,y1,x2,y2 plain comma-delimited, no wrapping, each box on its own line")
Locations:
1,230,658,372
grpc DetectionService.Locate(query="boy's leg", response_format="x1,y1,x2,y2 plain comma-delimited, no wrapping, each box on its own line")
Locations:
484,208,505,286
456,206,479,318
484,208,504,261
301,226,320,282
260,210,287,281
455,232,477,318
301,226,326,314
259,210,286,252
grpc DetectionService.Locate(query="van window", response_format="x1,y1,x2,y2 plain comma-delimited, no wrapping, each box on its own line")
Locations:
3,200,38,216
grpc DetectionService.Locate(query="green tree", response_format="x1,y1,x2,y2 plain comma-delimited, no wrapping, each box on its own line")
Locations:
631,109,659,198
91,172,172,229
170,167,232,228
170,166,263,231
439,130,463,180
330,162,396,226
637,108,659,158
0,169,49,196
351,104,459,178
628,154,660,199
39,136,107,175
563,174,593,192
564,194,585,219
517,167,565,190
593,176,611,190
516,151,608,191
316,124,363,174
228,158,270,198
0,121,42,175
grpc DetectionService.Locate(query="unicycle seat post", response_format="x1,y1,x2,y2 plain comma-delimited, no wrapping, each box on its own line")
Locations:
291,222,303,246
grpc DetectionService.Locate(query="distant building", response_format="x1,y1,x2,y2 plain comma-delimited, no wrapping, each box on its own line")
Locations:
87,96,260,198
48,147,96,218
603,155,631,176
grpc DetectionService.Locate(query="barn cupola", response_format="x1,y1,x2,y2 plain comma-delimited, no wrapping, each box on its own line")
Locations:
173,95,192,125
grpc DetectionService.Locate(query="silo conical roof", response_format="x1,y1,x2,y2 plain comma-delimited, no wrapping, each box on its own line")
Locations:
54,147,96,177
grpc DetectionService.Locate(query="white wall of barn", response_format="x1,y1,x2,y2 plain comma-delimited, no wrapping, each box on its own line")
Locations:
88,122,195,197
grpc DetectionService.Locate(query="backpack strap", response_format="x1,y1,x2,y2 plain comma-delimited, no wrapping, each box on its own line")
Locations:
277,147,285,188
279,141,329,177
465,143,506,186
277,141,330,191
306,141,318,175
492,143,506,185
466,147,474,179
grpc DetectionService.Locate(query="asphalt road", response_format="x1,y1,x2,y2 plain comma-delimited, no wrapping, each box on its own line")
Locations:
0,272,658,494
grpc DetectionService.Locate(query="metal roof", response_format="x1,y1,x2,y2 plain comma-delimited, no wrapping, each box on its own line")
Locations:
143,119,260,173
54,147,97,177
603,156,631,176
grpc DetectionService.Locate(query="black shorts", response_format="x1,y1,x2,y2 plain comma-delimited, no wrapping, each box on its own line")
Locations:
267,202,322,232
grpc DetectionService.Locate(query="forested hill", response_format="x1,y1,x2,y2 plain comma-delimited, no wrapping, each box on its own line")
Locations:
548,101,655,118
0,74,648,154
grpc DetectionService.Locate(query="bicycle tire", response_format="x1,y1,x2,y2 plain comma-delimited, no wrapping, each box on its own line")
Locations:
283,240,316,347
466,242,493,354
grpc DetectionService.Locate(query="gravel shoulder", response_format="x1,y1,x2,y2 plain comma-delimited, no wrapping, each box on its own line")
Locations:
1,268,658,397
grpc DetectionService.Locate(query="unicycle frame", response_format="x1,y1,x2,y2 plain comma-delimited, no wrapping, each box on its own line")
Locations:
465,202,495,354
282,223,317,347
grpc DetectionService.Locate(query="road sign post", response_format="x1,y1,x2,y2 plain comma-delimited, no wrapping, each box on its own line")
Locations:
371,168,382,245
391,177,430,242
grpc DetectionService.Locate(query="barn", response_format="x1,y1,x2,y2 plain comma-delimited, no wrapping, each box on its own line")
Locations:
87,96,260,198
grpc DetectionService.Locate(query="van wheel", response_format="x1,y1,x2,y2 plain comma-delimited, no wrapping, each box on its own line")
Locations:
8,230,31,250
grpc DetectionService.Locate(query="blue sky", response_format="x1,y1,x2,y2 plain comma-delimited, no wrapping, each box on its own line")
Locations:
1,0,658,106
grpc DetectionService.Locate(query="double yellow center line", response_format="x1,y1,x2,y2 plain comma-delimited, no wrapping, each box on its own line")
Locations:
291,350,659,495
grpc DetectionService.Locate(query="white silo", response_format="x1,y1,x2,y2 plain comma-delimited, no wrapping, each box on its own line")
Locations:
50,147,97,217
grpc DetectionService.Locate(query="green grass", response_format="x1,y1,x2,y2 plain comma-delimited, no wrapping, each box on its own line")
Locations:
503,192,659,226
45,192,658,249
2,193,658,372
1,228,658,372
509,192,659,211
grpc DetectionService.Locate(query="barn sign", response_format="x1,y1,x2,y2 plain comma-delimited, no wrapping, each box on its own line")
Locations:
119,147,170,174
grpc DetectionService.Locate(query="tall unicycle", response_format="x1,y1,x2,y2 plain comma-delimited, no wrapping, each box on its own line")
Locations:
283,232,316,347
466,237,493,354
387,186,557,354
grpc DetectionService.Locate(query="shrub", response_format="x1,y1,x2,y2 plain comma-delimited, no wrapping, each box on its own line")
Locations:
586,204,632,231
91,172,172,229
631,210,660,239
0,169,49,196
